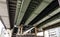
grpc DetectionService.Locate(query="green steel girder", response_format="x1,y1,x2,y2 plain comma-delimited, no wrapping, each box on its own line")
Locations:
24,0,53,25
14,0,31,25
37,8,60,28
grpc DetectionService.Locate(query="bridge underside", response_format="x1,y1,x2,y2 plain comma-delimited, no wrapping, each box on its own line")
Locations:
0,0,60,37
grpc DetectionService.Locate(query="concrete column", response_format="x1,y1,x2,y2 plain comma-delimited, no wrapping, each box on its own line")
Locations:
35,27,38,37
20,25,23,34
17,26,21,35
43,30,45,37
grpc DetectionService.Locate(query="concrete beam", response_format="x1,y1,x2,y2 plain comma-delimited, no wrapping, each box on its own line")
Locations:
0,0,10,28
